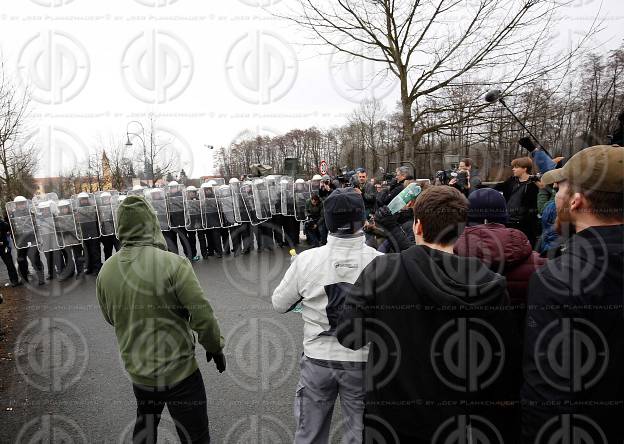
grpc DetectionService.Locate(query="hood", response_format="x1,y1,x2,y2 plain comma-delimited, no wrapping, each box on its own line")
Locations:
454,223,532,269
403,245,507,307
117,195,167,250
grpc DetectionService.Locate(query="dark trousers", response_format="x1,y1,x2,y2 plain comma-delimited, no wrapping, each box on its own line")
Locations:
256,222,274,250
271,215,284,246
282,216,300,248
60,245,85,278
219,228,231,254
304,220,321,247
44,250,65,279
83,238,102,273
17,246,44,283
132,369,210,444
1,247,19,284
164,229,193,258
198,230,222,257
186,230,198,257
231,223,251,253
100,235,120,260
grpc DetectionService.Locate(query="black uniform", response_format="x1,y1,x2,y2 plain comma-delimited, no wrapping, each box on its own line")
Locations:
0,219,20,285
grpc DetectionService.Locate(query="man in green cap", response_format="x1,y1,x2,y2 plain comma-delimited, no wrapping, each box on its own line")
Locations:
522,145,624,442
96,195,225,444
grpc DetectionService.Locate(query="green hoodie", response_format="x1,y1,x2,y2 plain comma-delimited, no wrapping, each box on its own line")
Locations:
96,195,223,387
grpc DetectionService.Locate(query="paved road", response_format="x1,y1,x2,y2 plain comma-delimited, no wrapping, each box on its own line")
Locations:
0,248,346,443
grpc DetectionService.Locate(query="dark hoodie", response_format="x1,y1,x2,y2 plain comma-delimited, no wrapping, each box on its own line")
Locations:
337,245,522,443
96,196,223,387
454,223,546,306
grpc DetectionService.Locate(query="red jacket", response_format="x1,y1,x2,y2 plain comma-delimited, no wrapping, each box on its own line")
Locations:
454,223,546,305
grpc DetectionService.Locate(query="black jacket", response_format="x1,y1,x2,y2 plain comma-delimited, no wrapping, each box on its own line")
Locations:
377,178,405,207
521,224,624,443
355,182,377,216
337,245,523,443
494,177,539,243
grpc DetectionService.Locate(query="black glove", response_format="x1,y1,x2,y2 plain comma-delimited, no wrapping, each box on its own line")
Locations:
374,206,399,230
206,350,226,373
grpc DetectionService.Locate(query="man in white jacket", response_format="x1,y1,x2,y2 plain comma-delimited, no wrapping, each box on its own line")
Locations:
272,188,382,444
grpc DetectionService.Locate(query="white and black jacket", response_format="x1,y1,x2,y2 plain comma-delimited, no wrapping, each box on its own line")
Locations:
272,233,382,363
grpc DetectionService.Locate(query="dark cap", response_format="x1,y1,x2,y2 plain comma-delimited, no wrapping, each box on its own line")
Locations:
468,188,508,225
323,188,366,233
541,145,624,192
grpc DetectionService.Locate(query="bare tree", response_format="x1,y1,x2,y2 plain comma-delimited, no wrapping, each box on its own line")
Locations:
286,0,596,161
0,60,38,202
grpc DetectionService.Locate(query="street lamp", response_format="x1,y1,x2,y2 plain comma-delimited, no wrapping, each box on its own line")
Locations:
125,121,152,187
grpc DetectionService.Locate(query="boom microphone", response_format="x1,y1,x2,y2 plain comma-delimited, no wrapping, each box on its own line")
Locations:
484,89,501,103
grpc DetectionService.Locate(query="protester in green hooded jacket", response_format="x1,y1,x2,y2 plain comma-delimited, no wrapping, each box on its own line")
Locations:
96,195,224,444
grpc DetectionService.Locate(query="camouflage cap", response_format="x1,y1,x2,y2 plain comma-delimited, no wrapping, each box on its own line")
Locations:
541,145,624,192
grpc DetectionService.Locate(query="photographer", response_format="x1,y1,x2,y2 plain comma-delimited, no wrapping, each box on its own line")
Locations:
353,169,377,217
494,157,540,246
377,165,412,207
449,158,481,196
303,194,324,248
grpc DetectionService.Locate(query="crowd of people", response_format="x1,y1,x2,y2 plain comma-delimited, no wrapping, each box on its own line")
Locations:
4,142,621,443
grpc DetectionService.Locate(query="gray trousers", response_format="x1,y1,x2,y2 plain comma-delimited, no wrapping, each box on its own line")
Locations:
294,354,365,444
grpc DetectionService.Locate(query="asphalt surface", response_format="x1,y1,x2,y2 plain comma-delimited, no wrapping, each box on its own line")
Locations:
0,247,347,443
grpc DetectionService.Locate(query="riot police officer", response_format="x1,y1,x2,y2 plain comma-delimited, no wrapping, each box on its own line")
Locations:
9,196,45,285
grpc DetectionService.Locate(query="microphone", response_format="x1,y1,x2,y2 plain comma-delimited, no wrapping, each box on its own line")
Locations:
484,89,501,103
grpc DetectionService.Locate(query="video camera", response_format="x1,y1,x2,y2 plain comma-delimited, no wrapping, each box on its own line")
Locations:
337,167,356,187
435,169,467,187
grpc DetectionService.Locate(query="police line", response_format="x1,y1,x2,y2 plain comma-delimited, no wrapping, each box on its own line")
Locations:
6,176,317,252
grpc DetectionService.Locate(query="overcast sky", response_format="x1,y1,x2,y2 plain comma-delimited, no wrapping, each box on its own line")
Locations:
1,0,622,179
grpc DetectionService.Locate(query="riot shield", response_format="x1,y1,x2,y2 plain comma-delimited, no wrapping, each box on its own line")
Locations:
144,188,170,231
199,183,222,229
252,179,271,221
230,181,251,223
212,178,225,186
294,180,311,221
72,193,100,240
166,184,186,228
184,187,203,231
95,191,119,237
127,187,145,197
215,185,238,228
266,175,282,215
6,200,37,249
240,181,263,225
32,199,62,252
280,177,295,217
310,179,321,196
54,199,81,247
114,195,126,236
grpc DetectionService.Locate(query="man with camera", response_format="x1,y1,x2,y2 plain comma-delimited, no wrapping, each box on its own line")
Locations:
377,165,412,207
353,169,377,217
449,158,481,196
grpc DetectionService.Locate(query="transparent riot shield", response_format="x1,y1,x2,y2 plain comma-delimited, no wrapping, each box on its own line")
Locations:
184,187,203,231
6,200,37,249
212,178,226,186
280,177,295,217
54,199,81,247
32,199,62,252
114,195,126,236
231,181,251,223
166,184,186,228
71,193,100,240
127,187,145,197
294,180,311,221
310,179,321,196
215,185,238,228
95,191,119,237
240,181,263,226
252,179,271,221
266,175,282,216
144,188,170,231
199,183,222,229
